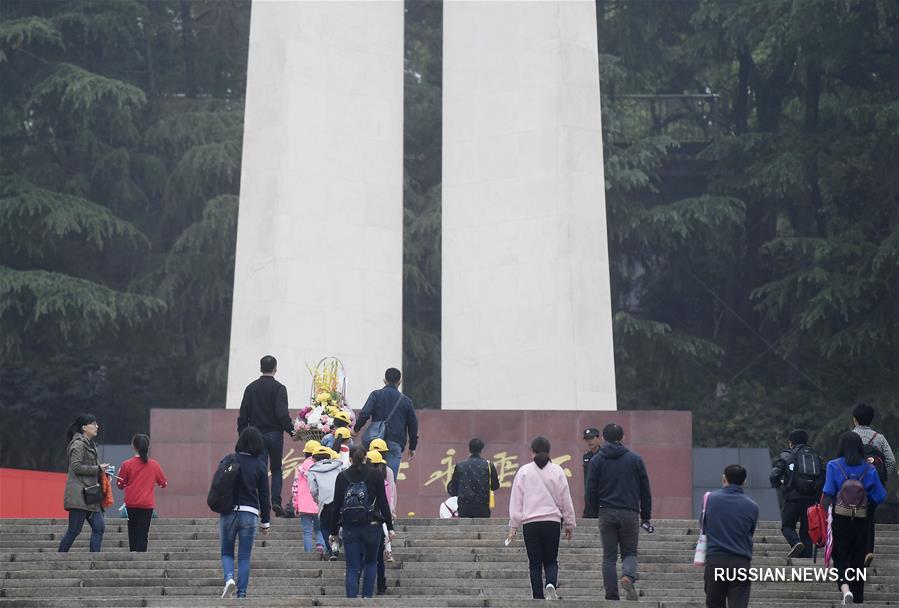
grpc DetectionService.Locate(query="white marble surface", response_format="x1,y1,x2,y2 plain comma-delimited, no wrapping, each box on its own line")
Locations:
226,1,403,410
442,0,617,410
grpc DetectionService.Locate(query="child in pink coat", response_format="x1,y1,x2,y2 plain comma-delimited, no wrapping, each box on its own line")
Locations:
292,441,325,553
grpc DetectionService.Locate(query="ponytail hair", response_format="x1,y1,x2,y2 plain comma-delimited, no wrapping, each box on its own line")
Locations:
348,445,366,470
132,434,150,463
531,436,551,469
66,413,97,442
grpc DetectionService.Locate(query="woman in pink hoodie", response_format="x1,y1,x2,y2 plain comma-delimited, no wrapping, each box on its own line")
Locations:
507,436,576,600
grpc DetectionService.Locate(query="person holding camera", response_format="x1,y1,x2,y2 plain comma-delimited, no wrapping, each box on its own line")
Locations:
58,413,110,552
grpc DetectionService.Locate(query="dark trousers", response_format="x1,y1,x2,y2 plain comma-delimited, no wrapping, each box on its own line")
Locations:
866,502,877,555
262,431,284,506
781,497,816,557
599,508,639,600
127,507,153,552
376,534,386,591
704,554,752,608
832,514,868,603
458,502,490,518
522,521,561,599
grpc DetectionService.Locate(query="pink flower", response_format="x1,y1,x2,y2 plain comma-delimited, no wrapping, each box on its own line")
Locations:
322,425,331,434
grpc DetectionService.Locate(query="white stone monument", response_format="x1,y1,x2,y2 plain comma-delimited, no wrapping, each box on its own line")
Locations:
226,1,404,410
441,0,617,410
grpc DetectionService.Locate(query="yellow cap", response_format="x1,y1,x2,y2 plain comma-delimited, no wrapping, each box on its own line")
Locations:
328,448,340,459
366,450,386,464
333,411,351,424
304,440,321,454
313,445,332,457
368,438,388,452
334,427,351,439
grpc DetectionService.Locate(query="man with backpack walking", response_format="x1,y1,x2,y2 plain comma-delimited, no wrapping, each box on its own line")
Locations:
850,402,895,565
354,368,419,479
447,438,500,518
769,429,823,558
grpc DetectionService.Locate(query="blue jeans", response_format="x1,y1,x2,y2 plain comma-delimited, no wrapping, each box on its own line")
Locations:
262,431,284,506
220,511,258,598
386,441,402,480
58,509,105,552
300,513,325,552
343,523,382,597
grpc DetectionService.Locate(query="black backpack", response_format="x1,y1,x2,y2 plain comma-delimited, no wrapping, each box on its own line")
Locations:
207,454,241,514
788,445,822,496
340,479,375,526
863,433,889,484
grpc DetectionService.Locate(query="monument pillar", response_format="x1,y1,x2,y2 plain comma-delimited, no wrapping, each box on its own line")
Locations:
442,1,617,410
226,1,404,409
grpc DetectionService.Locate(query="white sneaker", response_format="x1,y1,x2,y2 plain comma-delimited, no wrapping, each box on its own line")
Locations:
544,583,558,600
842,590,854,605
221,578,236,599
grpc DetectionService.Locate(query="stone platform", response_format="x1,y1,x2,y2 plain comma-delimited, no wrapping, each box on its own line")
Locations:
2,517,898,607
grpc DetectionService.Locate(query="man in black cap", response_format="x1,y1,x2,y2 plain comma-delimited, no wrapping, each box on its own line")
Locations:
582,427,601,518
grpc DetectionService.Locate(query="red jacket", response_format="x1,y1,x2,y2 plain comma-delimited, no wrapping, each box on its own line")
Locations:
117,457,168,508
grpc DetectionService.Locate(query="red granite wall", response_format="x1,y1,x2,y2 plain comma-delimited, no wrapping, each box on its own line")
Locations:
150,409,692,519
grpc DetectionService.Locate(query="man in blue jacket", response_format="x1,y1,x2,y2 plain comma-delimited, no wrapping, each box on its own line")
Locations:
703,464,759,608
353,367,419,478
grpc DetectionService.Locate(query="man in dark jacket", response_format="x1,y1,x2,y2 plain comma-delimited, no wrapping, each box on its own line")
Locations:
237,355,295,516
586,423,652,601
703,464,759,608
582,427,601,519
447,438,500,518
769,429,823,558
353,368,419,479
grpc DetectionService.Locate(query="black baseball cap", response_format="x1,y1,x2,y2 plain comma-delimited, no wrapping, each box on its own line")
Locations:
583,427,600,439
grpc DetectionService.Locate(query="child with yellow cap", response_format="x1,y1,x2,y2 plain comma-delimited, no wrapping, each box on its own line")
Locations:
307,444,346,560
366,449,395,591
291,439,325,554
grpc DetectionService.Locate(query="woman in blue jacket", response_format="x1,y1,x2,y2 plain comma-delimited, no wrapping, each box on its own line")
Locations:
821,432,886,605
219,426,271,599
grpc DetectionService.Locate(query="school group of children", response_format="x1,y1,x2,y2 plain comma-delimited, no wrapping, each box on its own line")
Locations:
290,429,397,573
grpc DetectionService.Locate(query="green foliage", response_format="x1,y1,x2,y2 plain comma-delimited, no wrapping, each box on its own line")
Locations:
0,178,149,257
0,267,164,359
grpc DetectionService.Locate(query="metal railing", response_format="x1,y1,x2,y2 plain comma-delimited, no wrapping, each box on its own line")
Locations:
605,94,720,145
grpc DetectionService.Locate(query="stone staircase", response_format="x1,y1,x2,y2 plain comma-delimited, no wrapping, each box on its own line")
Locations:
1,517,898,607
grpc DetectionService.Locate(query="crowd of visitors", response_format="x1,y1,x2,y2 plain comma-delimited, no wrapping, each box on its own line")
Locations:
56,360,895,605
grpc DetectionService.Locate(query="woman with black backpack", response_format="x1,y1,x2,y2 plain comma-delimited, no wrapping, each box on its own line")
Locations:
329,445,394,598
217,426,271,599
821,432,886,605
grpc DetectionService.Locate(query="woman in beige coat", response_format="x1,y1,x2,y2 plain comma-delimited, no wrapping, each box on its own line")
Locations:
58,413,110,552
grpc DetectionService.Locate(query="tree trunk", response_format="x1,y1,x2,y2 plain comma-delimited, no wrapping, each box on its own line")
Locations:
181,1,197,98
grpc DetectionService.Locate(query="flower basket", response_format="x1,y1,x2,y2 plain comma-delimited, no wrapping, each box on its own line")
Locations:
297,428,325,443
293,357,356,438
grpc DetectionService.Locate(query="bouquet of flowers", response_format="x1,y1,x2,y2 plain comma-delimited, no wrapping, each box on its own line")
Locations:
293,357,356,441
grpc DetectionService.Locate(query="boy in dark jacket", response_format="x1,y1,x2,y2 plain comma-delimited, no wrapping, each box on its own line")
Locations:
447,438,500,518
769,429,823,558
586,424,652,601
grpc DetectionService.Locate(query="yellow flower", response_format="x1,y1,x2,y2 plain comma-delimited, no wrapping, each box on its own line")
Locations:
316,392,332,404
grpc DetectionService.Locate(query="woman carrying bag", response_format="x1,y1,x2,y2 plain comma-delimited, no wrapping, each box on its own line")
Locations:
58,413,111,552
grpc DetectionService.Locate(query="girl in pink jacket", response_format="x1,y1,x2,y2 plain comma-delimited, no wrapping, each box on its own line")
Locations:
507,436,576,600
292,442,325,553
